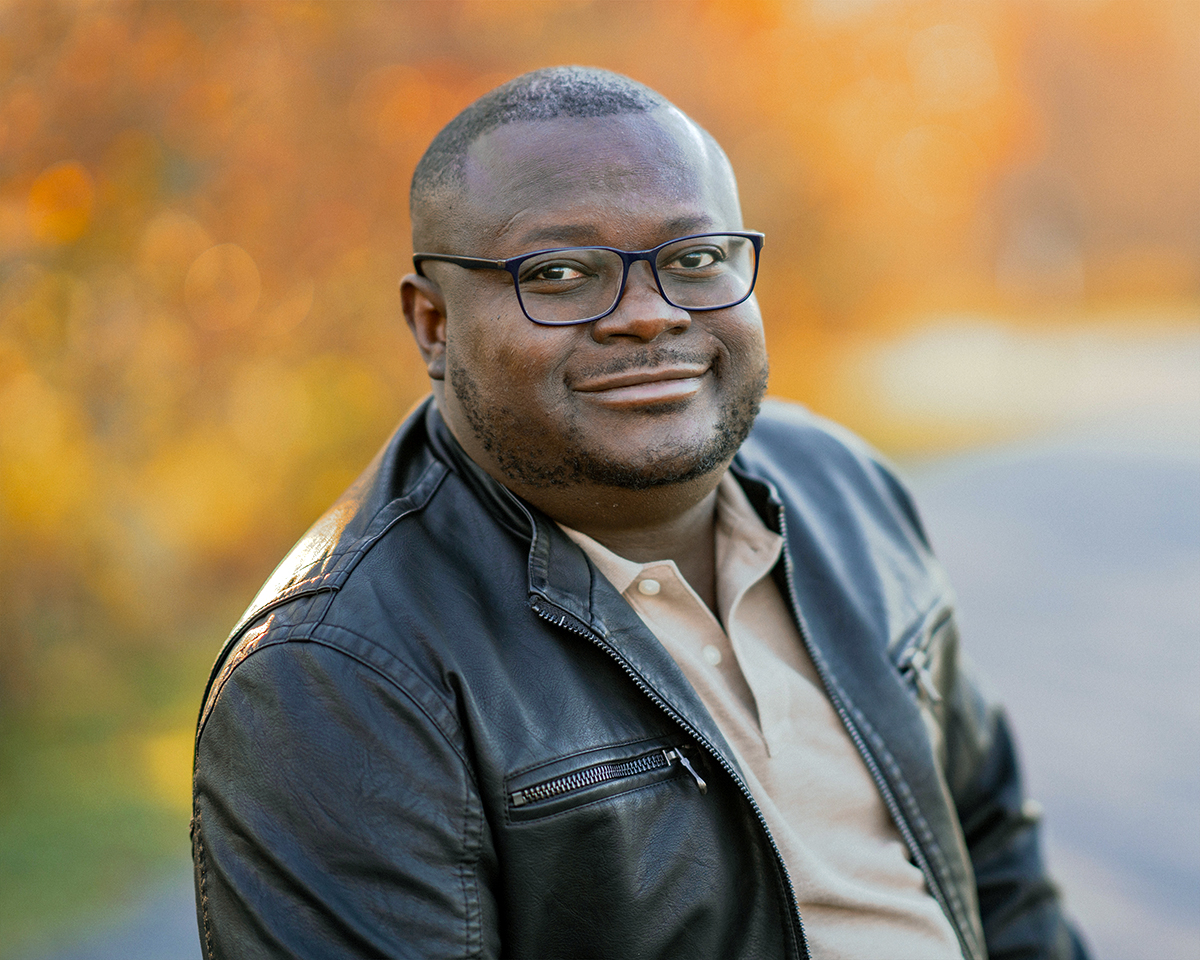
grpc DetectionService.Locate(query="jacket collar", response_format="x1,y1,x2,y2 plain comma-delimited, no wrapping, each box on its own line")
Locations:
425,402,747,772
424,402,532,541
423,403,791,639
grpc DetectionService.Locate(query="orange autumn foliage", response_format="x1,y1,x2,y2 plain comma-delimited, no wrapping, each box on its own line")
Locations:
0,0,1196,702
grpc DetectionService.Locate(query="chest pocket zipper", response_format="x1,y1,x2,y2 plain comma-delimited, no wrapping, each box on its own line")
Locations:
510,747,707,808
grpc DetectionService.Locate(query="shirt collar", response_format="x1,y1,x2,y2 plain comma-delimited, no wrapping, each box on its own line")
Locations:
558,471,783,598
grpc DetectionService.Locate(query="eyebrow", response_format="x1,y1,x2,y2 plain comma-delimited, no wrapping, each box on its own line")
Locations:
511,215,718,250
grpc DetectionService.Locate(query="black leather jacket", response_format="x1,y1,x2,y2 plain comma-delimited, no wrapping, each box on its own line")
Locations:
192,398,1087,959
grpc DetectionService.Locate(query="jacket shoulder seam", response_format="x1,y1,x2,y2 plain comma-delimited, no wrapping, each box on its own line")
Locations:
197,459,451,731
236,458,449,626
198,625,471,773
197,590,335,736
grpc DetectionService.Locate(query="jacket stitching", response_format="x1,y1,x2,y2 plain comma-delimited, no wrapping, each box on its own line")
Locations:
460,773,485,957
193,804,215,959
304,622,471,748
198,615,278,736
284,461,449,597
284,590,340,636
201,626,472,774
198,590,331,737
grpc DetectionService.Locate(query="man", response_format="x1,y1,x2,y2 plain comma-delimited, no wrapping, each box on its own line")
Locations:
192,67,1086,959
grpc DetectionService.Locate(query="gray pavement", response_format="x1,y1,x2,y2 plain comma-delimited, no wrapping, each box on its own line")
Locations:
904,402,1200,960
26,402,1200,960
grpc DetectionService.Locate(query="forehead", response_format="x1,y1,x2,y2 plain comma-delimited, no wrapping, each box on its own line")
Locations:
449,109,742,252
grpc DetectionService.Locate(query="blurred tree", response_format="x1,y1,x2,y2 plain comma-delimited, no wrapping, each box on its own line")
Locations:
0,2,1196,946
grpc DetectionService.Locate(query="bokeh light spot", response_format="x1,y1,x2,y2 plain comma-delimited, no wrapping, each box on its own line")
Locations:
351,64,434,150
28,161,95,245
138,210,213,292
184,243,261,330
908,24,1000,114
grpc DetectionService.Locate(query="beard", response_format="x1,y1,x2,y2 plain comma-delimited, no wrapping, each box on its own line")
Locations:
449,352,768,491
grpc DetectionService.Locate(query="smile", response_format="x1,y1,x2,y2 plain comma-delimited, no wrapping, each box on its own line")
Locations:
572,365,709,407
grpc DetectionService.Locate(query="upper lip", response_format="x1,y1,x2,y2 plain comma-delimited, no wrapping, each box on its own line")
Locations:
572,364,709,392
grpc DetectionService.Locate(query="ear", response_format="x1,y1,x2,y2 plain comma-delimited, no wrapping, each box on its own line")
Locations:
400,273,448,380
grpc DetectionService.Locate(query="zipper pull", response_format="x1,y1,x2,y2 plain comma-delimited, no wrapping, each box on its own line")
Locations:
664,748,707,794
906,649,943,704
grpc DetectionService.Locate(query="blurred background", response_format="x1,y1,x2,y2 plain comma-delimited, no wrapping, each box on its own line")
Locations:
1,1,1196,958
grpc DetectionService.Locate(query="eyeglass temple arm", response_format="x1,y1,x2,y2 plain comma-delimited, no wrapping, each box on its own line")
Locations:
412,253,509,277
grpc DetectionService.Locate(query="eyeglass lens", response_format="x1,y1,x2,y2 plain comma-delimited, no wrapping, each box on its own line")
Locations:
515,234,756,324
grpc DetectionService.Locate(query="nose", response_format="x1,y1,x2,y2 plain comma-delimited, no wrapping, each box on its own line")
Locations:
590,260,691,343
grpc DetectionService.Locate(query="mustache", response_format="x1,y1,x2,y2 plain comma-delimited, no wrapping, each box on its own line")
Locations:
575,349,713,379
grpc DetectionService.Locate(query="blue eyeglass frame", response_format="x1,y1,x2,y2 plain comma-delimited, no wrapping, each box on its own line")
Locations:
412,230,765,326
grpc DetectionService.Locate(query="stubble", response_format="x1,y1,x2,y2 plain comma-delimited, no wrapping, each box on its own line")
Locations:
449,353,768,491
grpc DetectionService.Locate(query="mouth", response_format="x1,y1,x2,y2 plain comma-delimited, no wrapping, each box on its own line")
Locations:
572,364,710,407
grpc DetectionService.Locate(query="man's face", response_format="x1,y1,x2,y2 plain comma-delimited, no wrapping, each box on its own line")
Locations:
425,109,768,495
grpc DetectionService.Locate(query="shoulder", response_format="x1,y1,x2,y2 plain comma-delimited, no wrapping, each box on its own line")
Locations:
199,399,539,735
743,398,889,471
738,406,953,664
198,402,458,722
740,398,927,535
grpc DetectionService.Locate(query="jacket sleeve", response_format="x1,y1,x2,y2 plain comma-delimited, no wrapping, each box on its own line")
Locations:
192,637,498,960
941,635,1090,960
872,454,1089,960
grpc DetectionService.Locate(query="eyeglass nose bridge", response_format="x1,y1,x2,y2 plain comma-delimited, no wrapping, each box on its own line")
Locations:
605,249,675,317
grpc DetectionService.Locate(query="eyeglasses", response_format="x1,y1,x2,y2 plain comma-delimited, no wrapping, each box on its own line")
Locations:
413,231,764,326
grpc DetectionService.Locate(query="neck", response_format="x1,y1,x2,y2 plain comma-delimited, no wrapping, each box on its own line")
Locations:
533,478,724,612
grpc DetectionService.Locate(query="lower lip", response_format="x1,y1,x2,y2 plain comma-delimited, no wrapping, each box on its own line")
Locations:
577,376,706,407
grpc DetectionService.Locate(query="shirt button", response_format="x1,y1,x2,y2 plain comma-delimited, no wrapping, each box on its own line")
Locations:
637,578,661,596
702,645,722,666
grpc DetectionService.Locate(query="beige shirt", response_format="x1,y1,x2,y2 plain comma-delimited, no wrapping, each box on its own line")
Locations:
561,473,963,960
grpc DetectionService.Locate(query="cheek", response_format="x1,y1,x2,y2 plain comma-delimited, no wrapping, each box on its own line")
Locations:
445,309,571,410
444,288,517,385
715,307,767,372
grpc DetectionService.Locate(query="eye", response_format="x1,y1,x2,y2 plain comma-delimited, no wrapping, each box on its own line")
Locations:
663,245,726,272
517,250,613,294
524,261,590,283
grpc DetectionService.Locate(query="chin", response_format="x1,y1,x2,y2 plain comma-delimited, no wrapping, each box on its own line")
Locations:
454,356,767,494
567,415,752,491
583,454,728,492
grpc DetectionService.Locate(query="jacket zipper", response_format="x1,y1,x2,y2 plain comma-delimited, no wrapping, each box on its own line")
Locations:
529,596,809,960
771,503,979,960
510,747,707,808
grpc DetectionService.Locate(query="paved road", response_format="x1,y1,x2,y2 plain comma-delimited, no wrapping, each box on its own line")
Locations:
26,403,1200,960
904,403,1200,960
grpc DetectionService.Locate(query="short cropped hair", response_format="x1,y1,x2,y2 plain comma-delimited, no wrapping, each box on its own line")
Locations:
410,66,669,213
